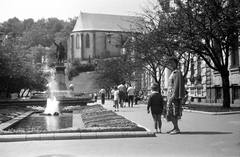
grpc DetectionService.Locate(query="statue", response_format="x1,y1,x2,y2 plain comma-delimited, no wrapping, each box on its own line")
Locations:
53,41,65,63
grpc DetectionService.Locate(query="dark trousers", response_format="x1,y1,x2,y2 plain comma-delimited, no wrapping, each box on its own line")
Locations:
128,95,134,107
101,94,105,104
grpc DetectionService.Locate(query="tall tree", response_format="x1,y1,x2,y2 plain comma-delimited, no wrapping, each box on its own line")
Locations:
167,0,240,108
129,2,190,92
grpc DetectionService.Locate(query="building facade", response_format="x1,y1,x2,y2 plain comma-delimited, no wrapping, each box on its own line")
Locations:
67,12,138,63
140,53,240,105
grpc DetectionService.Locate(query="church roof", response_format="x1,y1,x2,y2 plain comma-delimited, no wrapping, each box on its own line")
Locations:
72,12,140,32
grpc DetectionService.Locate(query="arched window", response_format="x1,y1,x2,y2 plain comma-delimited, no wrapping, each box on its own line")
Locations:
76,34,80,49
86,33,90,48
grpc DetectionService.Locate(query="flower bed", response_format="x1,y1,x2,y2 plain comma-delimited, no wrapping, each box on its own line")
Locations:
0,104,146,134
79,104,146,131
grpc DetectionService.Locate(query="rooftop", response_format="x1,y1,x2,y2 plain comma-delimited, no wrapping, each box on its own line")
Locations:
72,12,140,32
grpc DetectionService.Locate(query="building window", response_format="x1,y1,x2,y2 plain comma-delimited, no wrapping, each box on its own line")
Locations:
86,33,90,48
196,56,202,84
230,32,239,68
233,86,240,99
216,88,222,99
76,34,80,49
197,56,201,75
190,58,195,83
231,50,239,68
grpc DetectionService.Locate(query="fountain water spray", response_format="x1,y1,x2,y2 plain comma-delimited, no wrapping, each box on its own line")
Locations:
43,68,60,115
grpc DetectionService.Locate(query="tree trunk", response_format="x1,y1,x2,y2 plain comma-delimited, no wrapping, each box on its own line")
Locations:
221,71,231,108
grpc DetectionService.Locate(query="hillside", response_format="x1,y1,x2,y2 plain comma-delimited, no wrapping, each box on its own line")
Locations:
65,71,100,93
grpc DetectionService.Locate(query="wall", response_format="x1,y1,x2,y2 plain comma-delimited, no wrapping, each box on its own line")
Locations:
68,31,126,62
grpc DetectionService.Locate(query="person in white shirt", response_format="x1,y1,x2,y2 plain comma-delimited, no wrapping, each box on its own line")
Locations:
99,87,106,105
127,84,135,107
113,86,119,112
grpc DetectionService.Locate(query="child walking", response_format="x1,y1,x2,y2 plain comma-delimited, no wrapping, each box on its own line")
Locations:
147,83,164,133
113,86,119,112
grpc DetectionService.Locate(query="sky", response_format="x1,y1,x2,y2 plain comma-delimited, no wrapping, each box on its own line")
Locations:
0,0,150,22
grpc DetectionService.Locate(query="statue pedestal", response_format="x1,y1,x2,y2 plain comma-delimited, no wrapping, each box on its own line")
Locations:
55,63,67,90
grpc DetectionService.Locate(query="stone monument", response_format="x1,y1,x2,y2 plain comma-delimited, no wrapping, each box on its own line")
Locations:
55,63,67,90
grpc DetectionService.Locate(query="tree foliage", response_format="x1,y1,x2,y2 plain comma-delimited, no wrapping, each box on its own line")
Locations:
0,42,46,98
95,54,139,88
131,0,239,107
128,1,190,92
0,16,77,97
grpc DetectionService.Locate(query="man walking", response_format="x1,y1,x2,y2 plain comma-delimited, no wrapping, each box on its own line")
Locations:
118,82,126,108
127,84,135,107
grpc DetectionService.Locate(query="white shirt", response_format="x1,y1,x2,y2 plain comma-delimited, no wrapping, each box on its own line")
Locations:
114,90,119,101
118,84,126,92
127,86,135,96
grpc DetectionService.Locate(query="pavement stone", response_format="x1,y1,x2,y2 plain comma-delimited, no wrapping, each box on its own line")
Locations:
0,99,240,157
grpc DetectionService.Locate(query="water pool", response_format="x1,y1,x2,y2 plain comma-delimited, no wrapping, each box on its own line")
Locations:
10,113,73,131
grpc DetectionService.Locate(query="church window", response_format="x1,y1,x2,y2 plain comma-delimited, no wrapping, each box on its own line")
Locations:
86,34,90,48
76,34,80,49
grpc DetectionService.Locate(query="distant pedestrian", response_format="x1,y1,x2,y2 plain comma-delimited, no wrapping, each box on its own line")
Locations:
111,87,115,100
164,57,185,135
118,82,127,107
99,87,106,105
113,86,119,112
127,84,135,107
135,89,143,105
147,83,164,133
94,92,98,102
69,84,74,91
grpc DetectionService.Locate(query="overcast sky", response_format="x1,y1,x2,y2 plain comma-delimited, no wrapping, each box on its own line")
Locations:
0,0,150,22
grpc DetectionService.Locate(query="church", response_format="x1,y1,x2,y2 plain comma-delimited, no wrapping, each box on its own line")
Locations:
67,12,139,63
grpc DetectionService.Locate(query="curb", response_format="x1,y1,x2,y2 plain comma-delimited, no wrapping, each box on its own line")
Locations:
0,131,156,142
184,109,240,115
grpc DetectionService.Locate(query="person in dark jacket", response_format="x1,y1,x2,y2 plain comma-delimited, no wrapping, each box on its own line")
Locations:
147,83,164,133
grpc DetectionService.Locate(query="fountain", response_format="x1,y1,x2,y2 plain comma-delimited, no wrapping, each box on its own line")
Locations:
0,63,94,107
43,63,73,115
43,64,62,115
43,96,60,116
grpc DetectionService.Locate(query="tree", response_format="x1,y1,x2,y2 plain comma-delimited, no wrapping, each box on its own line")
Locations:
167,0,240,108
128,2,191,93
95,54,139,87
0,17,23,38
0,41,46,98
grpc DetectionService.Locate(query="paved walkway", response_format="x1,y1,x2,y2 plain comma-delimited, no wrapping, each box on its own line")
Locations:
1,99,240,157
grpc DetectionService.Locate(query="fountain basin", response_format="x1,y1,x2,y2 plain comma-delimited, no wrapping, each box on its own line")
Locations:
9,113,73,131
0,97,95,107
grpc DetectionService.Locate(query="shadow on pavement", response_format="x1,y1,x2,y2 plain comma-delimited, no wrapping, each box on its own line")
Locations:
180,131,232,135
